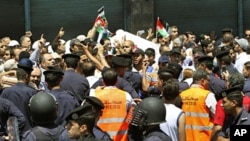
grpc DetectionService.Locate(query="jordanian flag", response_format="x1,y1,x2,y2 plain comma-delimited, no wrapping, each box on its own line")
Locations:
95,6,106,33
156,17,168,37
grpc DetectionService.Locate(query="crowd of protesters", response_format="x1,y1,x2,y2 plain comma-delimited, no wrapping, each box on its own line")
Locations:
1,19,250,141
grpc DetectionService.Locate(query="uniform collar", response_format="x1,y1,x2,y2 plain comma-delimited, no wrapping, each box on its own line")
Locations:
232,108,249,125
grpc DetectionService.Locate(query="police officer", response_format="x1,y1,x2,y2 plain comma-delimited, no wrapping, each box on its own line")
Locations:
22,91,67,141
1,58,38,133
197,55,227,100
44,66,79,126
0,97,25,141
129,97,172,141
65,104,105,141
60,53,89,102
216,87,250,140
81,96,112,141
215,50,238,75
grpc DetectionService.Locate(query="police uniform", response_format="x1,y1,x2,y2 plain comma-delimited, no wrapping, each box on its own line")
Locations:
216,50,238,75
243,78,250,97
44,66,80,126
217,87,250,138
66,105,105,141
49,89,79,126
124,70,142,95
60,54,90,102
197,56,227,100
0,97,25,136
22,125,67,141
82,96,112,141
1,58,38,132
143,129,172,141
1,83,37,132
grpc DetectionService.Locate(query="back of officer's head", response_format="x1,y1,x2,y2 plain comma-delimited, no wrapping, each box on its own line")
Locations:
29,91,58,125
44,67,64,88
102,68,117,86
157,66,173,82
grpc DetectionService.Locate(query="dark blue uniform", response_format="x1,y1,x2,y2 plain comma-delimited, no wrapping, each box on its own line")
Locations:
0,97,25,136
48,89,79,126
143,129,172,141
22,125,68,141
209,73,227,100
225,63,238,74
60,70,90,102
243,78,250,97
218,109,250,138
60,128,106,141
124,70,142,95
91,77,139,98
0,82,37,133
93,126,112,141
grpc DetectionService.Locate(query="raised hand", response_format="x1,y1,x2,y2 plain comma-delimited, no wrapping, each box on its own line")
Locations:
58,27,65,38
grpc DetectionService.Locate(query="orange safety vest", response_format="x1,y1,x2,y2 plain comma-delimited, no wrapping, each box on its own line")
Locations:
180,86,214,141
94,88,128,141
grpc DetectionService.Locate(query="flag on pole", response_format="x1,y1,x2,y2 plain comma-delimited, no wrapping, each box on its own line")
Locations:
95,6,106,33
156,17,169,37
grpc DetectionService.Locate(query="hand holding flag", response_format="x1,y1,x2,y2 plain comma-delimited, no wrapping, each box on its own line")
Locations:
156,17,169,38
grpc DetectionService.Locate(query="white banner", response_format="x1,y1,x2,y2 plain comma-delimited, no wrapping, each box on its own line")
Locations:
110,29,161,62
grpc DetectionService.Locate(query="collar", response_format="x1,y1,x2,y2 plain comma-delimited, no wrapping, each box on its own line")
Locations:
190,84,204,89
232,108,249,125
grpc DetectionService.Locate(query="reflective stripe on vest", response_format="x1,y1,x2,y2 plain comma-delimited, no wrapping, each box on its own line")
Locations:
186,125,213,131
98,118,125,123
95,88,128,141
108,130,128,137
180,86,213,141
185,112,209,118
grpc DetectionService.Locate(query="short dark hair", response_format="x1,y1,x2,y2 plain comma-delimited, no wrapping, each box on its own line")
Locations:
74,111,96,134
228,73,245,89
81,61,96,77
227,92,243,107
102,68,117,86
145,48,155,57
200,39,212,48
162,79,179,100
64,57,79,69
193,69,208,83
45,73,62,87
200,60,213,70
158,67,173,82
220,55,231,65
16,68,30,80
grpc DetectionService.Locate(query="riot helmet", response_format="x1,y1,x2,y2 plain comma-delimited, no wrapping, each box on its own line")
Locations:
29,91,58,124
130,97,166,128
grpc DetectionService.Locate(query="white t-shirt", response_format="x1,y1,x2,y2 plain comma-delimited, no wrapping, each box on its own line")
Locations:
160,104,183,141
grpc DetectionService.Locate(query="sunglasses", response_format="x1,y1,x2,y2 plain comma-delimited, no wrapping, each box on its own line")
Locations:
245,34,250,37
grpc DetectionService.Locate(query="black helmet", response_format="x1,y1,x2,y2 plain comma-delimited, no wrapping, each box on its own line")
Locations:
131,97,166,127
29,91,58,124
